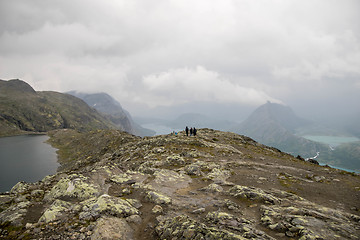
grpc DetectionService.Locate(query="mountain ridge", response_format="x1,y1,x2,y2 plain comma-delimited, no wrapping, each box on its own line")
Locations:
0,79,117,137
0,128,359,239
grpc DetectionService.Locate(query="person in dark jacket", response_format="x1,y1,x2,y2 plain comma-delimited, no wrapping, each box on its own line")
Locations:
190,127,193,136
185,126,189,136
193,127,197,136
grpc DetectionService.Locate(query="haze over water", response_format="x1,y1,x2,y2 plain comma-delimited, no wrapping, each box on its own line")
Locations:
0,135,59,192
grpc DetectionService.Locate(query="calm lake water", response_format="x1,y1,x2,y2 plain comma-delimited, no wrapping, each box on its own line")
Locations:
0,135,59,192
141,123,182,135
302,135,360,147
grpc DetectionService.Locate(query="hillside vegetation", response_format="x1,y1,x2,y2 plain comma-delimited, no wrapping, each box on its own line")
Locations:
0,79,116,137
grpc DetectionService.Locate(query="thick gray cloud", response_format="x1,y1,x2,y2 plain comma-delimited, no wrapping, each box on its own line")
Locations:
0,0,359,120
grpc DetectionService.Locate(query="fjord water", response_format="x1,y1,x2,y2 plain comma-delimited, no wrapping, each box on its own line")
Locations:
0,135,59,192
302,135,359,148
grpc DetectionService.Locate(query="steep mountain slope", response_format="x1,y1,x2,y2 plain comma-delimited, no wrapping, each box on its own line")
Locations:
68,91,154,137
0,129,359,239
0,79,116,137
232,102,329,158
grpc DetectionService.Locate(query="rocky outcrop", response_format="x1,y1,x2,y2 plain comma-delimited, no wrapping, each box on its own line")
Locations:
0,128,359,239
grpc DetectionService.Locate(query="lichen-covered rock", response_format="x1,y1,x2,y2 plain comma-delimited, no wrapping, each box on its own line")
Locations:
166,154,185,166
125,198,142,209
146,169,191,195
184,163,203,176
44,174,99,202
260,203,360,240
206,211,236,223
201,183,224,193
223,199,240,211
138,161,157,174
153,147,165,154
80,194,139,220
10,181,30,195
0,200,31,226
91,216,134,240
110,173,132,184
156,214,250,240
229,185,280,204
205,211,272,239
41,174,56,184
126,214,142,224
31,189,45,199
152,205,163,214
38,199,72,223
146,191,172,205
185,161,220,177
206,167,231,182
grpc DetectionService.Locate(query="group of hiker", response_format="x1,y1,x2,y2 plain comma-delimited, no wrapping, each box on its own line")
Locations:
185,126,197,136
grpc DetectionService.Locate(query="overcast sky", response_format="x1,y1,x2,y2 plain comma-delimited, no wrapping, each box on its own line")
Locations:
1,0,359,120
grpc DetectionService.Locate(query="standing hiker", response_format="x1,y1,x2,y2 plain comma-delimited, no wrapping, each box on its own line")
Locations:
193,127,197,136
190,127,193,136
185,126,189,136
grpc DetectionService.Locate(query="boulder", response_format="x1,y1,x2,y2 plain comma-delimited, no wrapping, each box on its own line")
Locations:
44,174,99,202
229,185,280,204
80,194,139,220
0,200,31,226
146,191,172,205
91,216,134,240
38,199,72,223
184,163,203,176
10,181,30,195
307,159,319,165
165,154,185,166
201,183,223,193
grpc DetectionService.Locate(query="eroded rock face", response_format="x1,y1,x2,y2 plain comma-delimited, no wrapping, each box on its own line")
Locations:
0,129,359,239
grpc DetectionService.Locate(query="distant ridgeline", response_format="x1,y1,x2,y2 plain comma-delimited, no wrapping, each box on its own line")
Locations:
231,102,360,172
0,79,118,137
67,91,154,137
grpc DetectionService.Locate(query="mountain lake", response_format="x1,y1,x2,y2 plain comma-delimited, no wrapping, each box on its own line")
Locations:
0,135,59,192
141,123,182,135
302,135,360,148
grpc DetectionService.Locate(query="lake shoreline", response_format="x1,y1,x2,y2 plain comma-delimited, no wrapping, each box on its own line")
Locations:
0,134,60,192
0,131,49,138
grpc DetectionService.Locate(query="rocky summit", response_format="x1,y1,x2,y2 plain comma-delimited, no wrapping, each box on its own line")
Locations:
0,129,359,240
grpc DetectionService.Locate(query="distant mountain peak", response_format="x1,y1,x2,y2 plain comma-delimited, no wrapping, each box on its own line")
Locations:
250,102,309,131
67,91,123,116
67,91,154,137
232,102,324,158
